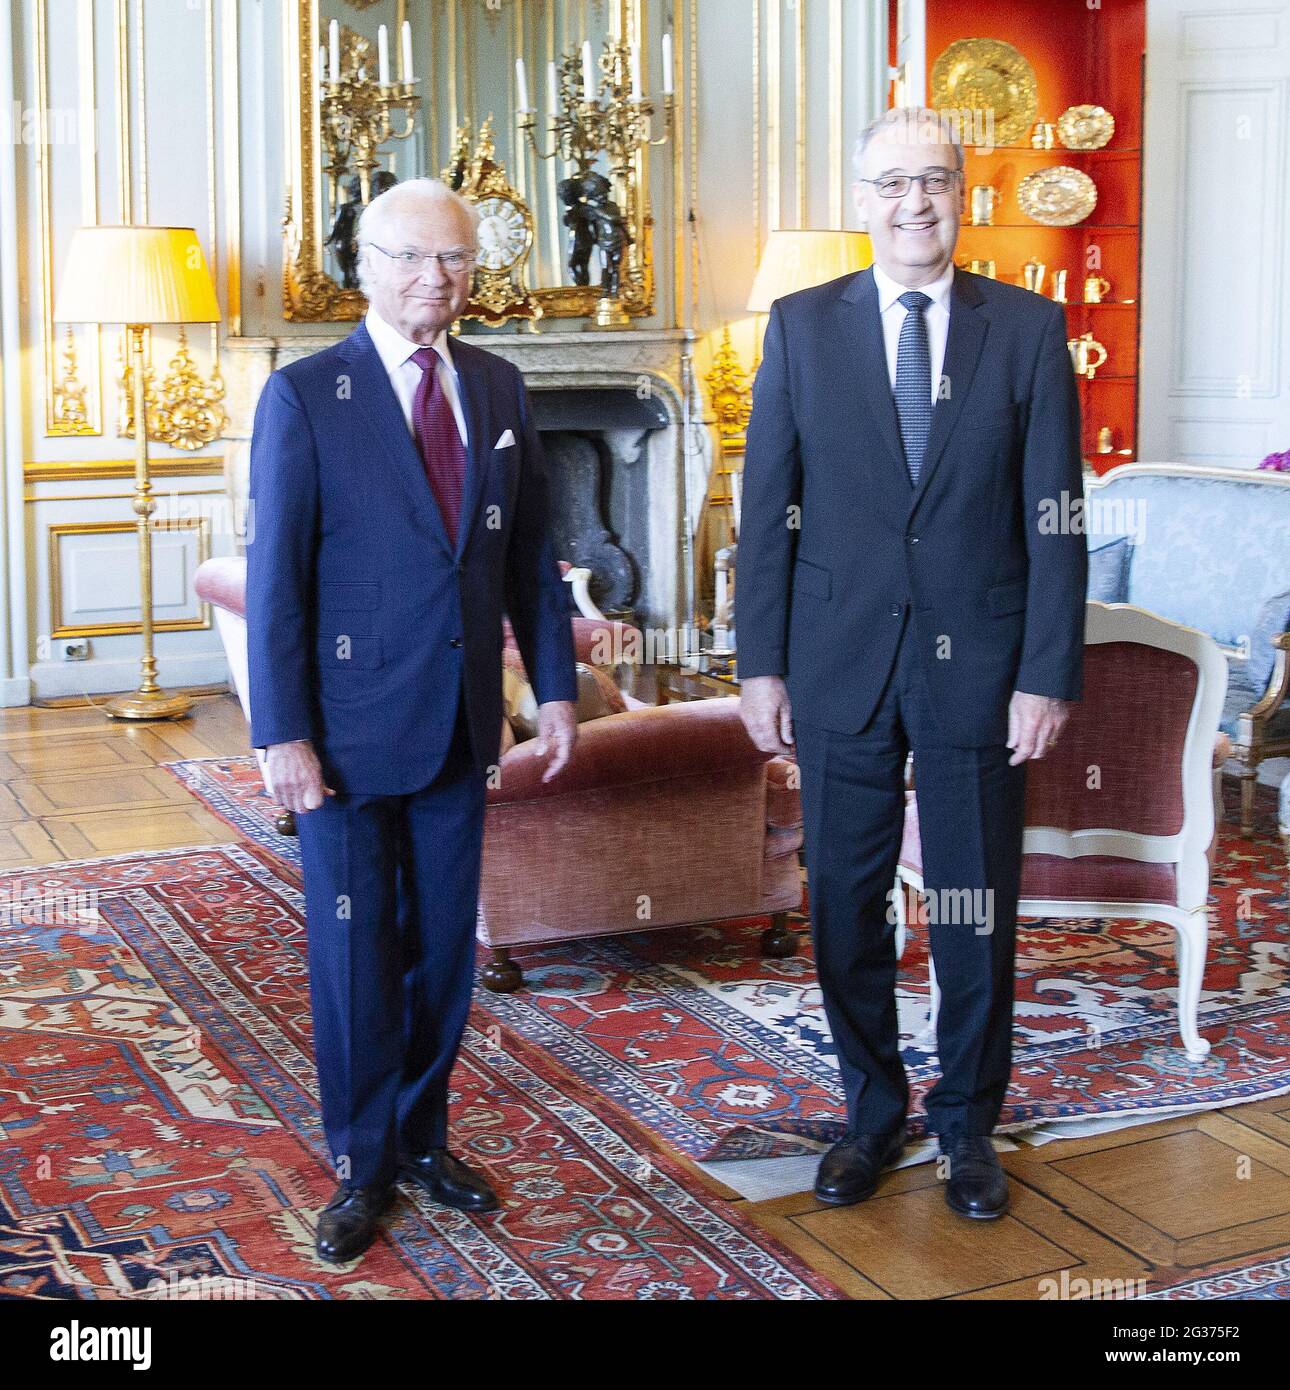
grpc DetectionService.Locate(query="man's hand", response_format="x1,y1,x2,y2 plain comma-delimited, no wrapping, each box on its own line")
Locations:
534,701,577,782
740,675,795,756
1007,691,1075,766
266,739,336,813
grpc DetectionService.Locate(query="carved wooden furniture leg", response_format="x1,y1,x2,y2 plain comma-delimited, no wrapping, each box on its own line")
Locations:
760,911,798,958
481,948,523,993
1240,770,1256,838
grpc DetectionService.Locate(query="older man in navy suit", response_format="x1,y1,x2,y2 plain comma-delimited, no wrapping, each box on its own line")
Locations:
247,179,577,1262
738,108,1087,1219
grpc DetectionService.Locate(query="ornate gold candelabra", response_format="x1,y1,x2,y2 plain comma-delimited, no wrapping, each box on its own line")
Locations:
519,41,672,328
320,28,420,211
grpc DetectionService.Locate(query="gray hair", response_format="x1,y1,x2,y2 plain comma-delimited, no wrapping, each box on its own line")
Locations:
852,106,966,183
355,177,481,295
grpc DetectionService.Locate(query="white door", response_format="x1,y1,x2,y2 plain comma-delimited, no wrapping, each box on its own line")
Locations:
1139,0,1290,466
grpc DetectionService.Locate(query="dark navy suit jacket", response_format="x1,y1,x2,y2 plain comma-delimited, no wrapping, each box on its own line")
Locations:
738,267,1088,747
246,322,577,795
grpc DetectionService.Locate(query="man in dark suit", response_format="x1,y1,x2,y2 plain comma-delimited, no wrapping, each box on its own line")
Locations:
247,179,577,1262
738,108,1087,1219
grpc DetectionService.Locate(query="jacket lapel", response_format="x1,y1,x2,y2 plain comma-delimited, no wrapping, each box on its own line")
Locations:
839,270,911,492
450,340,492,560
338,323,455,558
909,270,988,514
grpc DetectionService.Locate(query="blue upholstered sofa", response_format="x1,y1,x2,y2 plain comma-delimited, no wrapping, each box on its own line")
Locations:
1081,463,1290,835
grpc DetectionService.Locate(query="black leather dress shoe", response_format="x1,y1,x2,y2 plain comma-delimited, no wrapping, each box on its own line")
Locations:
398,1148,499,1212
814,1126,907,1207
940,1135,1009,1219
316,1183,393,1264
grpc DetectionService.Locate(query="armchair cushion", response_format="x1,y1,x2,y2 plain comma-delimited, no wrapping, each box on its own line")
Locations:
486,696,766,805
1087,536,1131,603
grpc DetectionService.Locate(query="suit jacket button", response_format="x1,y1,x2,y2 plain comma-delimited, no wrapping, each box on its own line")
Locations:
891,605,901,617
908,535,919,544
449,638,463,648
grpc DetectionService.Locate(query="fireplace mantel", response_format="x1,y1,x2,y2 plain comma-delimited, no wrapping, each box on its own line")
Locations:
221,329,713,632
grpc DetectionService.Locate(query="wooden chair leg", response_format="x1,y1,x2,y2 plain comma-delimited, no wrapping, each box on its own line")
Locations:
760,911,798,958
480,948,523,993
1240,770,1256,838
275,810,297,836
1174,909,1212,1061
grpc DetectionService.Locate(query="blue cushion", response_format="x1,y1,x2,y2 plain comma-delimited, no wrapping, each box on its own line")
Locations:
1087,536,1131,603
1247,587,1290,692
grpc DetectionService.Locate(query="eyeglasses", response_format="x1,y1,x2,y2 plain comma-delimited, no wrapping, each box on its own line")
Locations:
857,169,960,199
367,243,477,274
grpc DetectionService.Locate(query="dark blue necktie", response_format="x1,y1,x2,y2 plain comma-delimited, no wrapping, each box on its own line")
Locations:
894,290,933,485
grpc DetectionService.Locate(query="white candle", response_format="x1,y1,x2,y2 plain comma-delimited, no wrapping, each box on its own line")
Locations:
582,40,595,102
661,32,673,95
629,44,641,101
329,19,340,85
547,60,559,114
515,56,530,112
402,20,414,83
318,44,327,84
377,25,390,86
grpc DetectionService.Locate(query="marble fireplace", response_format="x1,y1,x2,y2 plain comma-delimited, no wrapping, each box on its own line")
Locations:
221,329,714,635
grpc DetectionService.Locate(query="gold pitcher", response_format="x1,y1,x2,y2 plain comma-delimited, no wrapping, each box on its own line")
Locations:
1096,426,1116,453
1022,259,1046,294
1051,269,1069,302
1068,332,1109,380
1031,120,1056,149
965,258,996,279
1083,274,1112,304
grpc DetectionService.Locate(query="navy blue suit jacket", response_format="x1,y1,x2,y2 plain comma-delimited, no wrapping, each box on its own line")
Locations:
738,267,1087,747
246,322,577,794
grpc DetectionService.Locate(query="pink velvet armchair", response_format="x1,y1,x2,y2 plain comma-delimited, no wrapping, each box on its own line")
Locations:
195,556,804,993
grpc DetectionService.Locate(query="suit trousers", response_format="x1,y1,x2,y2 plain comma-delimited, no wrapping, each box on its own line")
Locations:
793,616,1027,1141
296,694,485,1188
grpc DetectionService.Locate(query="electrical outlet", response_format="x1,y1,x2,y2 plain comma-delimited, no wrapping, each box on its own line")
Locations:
61,639,91,661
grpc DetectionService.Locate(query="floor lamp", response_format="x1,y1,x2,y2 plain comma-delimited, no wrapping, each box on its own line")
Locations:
54,226,222,720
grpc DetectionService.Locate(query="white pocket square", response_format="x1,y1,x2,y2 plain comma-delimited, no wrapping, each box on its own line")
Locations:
494,429,516,449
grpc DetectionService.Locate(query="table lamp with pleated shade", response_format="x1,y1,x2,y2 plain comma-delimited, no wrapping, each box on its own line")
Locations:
54,226,222,721
746,229,873,313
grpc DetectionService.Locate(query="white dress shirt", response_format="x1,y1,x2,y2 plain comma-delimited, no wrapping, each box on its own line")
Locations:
872,261,955,406
364,307,469,447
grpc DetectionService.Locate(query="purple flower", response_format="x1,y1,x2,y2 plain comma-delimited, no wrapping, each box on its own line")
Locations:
1258,450,1290,472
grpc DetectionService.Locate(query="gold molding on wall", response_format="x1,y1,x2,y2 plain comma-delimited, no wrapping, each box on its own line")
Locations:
795,0,806,226
37,0,100,437
47,518,212,639
222,0,240,336
115,0,131,223
767,0,780,232
135,0,148,220
829,0,843,226
25,456,226,484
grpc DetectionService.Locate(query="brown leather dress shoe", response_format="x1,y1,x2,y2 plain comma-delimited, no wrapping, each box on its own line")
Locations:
814,1126,907,1206
398,1148,499,1212
315,1183,393,1264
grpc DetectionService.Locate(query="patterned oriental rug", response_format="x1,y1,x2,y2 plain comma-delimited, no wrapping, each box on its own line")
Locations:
0,843,839,1300
167,758,1290,1163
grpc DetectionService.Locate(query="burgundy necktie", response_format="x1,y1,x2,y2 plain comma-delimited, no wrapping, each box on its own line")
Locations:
410,346,466,549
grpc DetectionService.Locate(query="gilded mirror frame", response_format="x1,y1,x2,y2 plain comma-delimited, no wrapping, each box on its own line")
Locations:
282,0,656,323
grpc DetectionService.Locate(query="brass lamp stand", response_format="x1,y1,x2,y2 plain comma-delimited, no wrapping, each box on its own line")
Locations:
54,225,222,720
110,321,193,720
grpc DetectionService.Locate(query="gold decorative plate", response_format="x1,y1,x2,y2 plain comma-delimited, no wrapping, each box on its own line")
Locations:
930,38,1038,148
1057,104,1115,150
1017,166,1098,226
